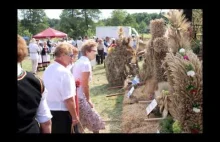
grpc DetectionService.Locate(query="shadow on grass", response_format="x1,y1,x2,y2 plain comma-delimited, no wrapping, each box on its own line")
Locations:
102,95,123,133
93,64,105,71
90,83,124,133
90,83,124,96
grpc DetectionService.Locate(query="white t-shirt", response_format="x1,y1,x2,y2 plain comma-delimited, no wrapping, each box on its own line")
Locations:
76,40,83,51
71,56,92,99
43,61,76,111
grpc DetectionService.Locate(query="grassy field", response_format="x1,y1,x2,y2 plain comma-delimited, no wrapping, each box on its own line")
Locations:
22,57,123,133
140,33,152,40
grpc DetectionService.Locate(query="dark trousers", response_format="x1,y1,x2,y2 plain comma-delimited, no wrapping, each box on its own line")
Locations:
51,111,72,133
97,49,104,64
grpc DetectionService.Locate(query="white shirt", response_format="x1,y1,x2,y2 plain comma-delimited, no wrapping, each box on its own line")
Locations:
29,43,40,60
43,61,76,111
71,56,92,99
76,40,83,51
51,46,56,53
97,43,105,50
17,63,52,123
67,63,74,71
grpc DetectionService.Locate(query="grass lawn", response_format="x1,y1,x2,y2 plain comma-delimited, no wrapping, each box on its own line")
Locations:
140,33,152,39
21,56,123,133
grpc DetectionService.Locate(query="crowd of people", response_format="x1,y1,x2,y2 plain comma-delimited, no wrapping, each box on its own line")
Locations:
17,34,107,133
17,34,140,133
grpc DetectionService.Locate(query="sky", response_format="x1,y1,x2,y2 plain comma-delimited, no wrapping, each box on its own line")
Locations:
44,9,170,19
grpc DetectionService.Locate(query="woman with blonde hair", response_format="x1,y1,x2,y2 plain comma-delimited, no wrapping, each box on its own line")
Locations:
72,40,105,133
17,35,52,133
43,42,79,133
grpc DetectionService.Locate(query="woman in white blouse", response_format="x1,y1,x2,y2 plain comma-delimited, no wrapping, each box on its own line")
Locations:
71,40,105,133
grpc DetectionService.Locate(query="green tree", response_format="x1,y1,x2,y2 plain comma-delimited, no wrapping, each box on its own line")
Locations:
18,16,32,38
22,29,32,38
59,9,101,38
123,14,136,26
95,20,105,26
109,10,127,26
81,9,101,34
19,9,49,35
48,18,60,28
138,21,147,34
18,19,24,35
59,9,86,38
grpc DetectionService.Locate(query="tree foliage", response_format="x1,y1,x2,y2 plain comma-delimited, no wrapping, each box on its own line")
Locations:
18,9,172,39
19,9,49,35
59,9,101,38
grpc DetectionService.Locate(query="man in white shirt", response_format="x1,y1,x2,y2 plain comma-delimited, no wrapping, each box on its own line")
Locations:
29,38,40,74
43,42,79,133
97,39,105,64
76,37,83,59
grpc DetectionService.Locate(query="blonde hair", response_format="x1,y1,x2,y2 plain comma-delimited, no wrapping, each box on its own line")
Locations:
81,40,98,56
54,42,73,57
30,38,36,43
17,35,28,62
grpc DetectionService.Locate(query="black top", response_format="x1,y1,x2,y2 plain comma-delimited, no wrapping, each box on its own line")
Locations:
17,71,44,133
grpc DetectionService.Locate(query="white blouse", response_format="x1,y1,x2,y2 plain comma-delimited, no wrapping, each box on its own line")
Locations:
71,56,92,99
43,61,76,111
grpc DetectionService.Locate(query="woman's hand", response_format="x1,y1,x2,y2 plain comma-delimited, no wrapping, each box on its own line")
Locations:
72,116,79,126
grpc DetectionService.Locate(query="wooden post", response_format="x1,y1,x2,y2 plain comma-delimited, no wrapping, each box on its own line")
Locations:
106,93,124,97
138,100,153,104
107,86,123,90
144,117,165,121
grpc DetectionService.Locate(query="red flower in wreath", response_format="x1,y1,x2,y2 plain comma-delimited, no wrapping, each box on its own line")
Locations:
190,89,197,95
184,55,189,60
75,79,81,87
191,128,199,133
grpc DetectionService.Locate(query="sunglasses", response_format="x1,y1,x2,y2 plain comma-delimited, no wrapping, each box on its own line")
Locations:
66,53,74,58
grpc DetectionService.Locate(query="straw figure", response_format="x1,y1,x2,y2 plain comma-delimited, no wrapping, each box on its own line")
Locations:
162,49,202,133
140,18,168,83
159,10,203,133
105,27,136,86
164,10,191,53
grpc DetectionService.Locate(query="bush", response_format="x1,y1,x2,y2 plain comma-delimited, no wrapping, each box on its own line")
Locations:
191,39,201,54
172,120,182,133
159,116,174,133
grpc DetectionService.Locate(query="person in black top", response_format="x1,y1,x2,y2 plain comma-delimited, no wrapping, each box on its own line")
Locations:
17,35,52,133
